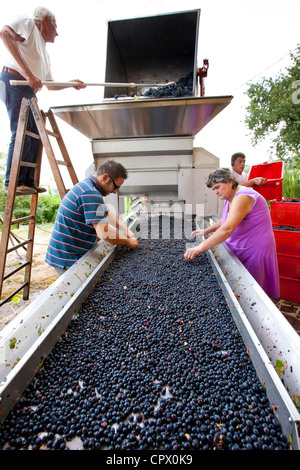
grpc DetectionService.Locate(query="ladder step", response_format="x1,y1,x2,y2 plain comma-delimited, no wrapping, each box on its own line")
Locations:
25,130,40,140
0,97,79,304
20,162,37,168
0,282,28,306
3,261,30,281
46,129,60,139
7,239,31,254
11,215,34,225
56,160,70,166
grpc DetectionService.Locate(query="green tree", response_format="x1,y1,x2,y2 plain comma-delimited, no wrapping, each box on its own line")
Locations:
0,150,61,224
245,44,300,168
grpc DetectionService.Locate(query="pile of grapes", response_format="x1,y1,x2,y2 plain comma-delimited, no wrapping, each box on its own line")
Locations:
273,225,300,232
113,72,193,100
0,216,289,450
142,72,193,98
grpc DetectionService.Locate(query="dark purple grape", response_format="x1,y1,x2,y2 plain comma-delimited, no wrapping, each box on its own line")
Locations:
0,216,290,451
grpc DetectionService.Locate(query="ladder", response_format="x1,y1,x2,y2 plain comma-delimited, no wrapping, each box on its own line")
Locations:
0,97,78,306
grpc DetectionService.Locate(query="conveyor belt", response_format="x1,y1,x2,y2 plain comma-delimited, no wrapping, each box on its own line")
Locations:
0,216,299,449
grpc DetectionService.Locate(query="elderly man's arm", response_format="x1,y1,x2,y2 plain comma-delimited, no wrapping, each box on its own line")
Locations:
0,25,86,92
45,79,86,91
0,25,43,90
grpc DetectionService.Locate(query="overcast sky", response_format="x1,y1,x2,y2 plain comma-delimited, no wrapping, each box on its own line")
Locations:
0,0,299,182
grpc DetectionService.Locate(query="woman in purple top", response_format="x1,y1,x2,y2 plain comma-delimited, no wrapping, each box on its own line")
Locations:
184,168,280,298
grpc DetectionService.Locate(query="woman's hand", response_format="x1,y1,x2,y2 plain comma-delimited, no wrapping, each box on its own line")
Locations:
190,229,205,238
184,243,204,261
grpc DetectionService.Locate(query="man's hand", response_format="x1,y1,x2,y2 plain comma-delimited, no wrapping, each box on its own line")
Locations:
70,79,86,90
125,227,138,248
127,237,139,249
127,228,136,238
26,72,43,92
254,177,267,186
94,222,138,249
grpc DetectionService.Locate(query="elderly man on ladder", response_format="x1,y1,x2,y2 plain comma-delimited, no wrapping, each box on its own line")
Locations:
0,6,85,195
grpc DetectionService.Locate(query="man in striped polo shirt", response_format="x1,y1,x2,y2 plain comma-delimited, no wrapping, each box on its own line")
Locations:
45,160,138,275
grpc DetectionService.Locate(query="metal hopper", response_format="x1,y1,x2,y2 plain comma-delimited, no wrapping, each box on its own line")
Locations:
52,9,233,216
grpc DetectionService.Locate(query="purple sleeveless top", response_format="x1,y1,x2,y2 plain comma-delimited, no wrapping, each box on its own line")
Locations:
221,187,280,298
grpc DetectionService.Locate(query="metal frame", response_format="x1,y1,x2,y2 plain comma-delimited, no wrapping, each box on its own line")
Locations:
0,98,42,305
198,217,300,449
0,98,79,306
1,216,299,449
0,238,120,424
51,96,233,141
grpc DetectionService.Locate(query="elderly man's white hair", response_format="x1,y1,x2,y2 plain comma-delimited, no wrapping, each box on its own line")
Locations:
33,6,56,23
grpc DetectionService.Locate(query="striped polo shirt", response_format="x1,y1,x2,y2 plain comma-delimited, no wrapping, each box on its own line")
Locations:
45,175,108,269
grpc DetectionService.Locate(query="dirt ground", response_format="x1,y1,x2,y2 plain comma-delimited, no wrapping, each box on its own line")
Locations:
0,225,300,334
0,224,58,329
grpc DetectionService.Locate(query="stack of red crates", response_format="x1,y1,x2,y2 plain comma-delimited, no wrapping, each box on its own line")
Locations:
271,199,300,303
248,161,300,303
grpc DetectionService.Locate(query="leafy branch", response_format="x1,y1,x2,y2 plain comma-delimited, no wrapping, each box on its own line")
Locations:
245,44,300,167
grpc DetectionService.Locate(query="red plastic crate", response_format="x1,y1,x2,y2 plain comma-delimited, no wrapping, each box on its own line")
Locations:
277,253,300,279
248,161,284,201
273,228,300,256
273,227,300,302
270,199,300,228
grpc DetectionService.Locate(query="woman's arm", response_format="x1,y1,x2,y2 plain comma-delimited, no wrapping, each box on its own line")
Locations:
184,195,254,260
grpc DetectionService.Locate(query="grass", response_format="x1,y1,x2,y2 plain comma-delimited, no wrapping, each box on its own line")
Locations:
283,166,300,198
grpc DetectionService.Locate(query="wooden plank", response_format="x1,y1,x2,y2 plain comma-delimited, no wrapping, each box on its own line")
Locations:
46,109,78,186
0,97,79,303
0,98,29,300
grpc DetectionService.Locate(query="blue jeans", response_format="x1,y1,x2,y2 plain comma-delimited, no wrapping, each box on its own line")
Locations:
0,70,40,187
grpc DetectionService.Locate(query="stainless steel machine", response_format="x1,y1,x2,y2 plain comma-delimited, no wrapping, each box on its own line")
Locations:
51,9,232,218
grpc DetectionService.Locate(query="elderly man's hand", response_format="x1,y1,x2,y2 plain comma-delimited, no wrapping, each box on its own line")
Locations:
27,73,43,92
70,79,86,90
